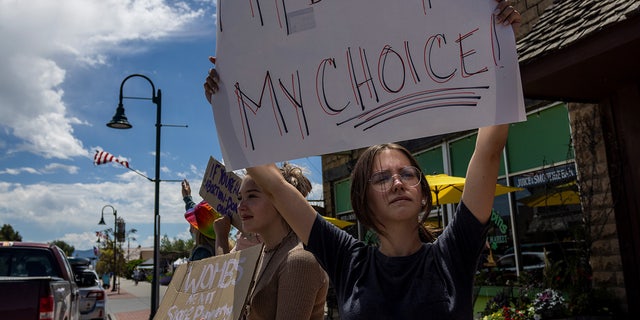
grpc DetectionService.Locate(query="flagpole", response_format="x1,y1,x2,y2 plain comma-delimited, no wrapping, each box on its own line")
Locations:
125,166,183,182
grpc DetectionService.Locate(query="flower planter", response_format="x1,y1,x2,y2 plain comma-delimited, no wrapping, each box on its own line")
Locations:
473,285,528,316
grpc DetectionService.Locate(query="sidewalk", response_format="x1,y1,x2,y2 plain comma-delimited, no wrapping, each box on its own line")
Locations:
107,276,339,319
105,278,167,320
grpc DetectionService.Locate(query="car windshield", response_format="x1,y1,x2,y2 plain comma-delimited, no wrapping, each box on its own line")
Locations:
0,248,58,277
76,271,99,288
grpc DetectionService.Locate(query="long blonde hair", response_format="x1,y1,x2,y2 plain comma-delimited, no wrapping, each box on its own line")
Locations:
194,227,216,248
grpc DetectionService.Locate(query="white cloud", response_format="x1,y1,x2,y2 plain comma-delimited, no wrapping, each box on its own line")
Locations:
0,167,40,175
58,232,103,251
0,56,86,159
308,181,325,205
43,163,80,174
0,163,79,175
0,174,191,249
0,0,222,251
0,0,206,161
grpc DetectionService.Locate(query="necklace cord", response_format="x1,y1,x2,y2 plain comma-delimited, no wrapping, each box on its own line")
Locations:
242,230,295,318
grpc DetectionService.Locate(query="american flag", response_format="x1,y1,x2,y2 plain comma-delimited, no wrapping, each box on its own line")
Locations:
94,150,130,168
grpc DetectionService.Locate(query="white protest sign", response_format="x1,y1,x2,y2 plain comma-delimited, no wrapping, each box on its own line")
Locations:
212,0,525,170
199,156,242,218
154,244,263,320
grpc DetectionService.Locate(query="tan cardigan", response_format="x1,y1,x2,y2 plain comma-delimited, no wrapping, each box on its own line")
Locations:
247,234,328,320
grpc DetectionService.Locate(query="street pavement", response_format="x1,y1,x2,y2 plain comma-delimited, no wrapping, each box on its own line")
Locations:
106,276,338,320
105,278,168,320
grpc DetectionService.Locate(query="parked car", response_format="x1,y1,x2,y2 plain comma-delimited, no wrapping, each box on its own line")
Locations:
0,241,81,319
495,251,547,282
68,257,107,320
496,252,546,271
503,241,582,260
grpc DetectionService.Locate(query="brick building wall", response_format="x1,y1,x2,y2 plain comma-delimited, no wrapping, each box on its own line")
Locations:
568,103,627,310
321,154,346,217
322,149,365,219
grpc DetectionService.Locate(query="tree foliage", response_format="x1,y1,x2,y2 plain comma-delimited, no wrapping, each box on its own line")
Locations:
160,234,193,262
0,224,22,241
95,228,125,277
124,259,145,280
51,240,75,256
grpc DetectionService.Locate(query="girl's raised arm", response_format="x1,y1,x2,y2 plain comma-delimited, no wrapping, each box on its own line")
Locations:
247,164,318,244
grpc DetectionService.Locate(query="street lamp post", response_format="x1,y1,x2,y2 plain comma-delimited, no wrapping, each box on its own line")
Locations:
107,74,162,318
99,204,118,292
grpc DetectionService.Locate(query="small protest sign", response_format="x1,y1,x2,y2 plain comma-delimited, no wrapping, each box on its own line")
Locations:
199,156,242,218
154,244,263,320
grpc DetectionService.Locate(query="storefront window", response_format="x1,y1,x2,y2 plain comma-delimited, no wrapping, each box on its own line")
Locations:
478,164,581,282
512,163,580,243
486,178,516,253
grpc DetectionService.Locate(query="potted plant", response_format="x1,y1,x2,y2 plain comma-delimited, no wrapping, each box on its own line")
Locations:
532,288,568,319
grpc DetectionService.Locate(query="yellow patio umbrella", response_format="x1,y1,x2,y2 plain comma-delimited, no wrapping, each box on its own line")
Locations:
519,182,580,207
425,174,523,226
425,174,465,206
425,174,523,206
321,215,355,229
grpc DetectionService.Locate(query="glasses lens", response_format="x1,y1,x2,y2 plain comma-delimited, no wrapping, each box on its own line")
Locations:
370,171,392,190
400,167,421,187
369,166,422,191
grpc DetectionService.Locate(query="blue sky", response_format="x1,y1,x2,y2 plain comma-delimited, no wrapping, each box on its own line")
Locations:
0,0,323,252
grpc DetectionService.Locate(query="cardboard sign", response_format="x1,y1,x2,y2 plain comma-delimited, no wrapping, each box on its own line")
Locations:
154,244,263,320
211,0,525,170
199,156,242,218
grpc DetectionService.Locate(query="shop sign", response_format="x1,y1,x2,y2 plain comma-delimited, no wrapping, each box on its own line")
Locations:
489,210,509,249
514,163,576,188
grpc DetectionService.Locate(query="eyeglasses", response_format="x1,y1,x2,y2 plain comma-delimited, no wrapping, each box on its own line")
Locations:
369,166,422,192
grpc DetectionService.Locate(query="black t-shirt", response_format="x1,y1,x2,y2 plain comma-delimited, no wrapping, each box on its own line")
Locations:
306,202,488,320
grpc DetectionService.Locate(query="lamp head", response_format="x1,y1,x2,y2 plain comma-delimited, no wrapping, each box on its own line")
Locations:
98,215,106,225
107,103,132,129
